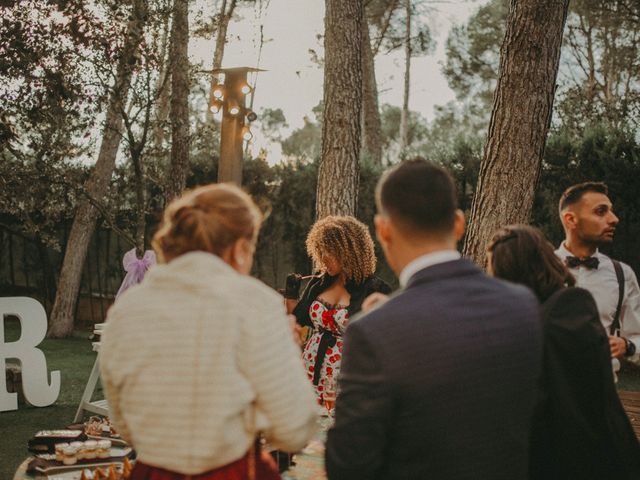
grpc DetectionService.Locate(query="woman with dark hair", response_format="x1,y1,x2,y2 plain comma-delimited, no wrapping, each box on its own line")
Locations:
286,215,391,403
487,224,640,480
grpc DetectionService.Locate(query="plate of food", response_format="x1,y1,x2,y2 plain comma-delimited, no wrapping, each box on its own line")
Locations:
34,460,133,479
29,443,134,476
68,417,128,447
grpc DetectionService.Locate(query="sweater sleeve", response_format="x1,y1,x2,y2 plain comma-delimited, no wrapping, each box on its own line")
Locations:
238,290,318,451
99,308,133,445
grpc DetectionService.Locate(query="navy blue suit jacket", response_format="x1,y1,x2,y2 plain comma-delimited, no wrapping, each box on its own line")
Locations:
325,259,542,480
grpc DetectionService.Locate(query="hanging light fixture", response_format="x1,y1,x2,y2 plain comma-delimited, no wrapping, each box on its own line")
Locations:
245,110,258,122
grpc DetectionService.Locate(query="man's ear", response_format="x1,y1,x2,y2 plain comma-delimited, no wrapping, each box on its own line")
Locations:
454,209,465,242
374,214,392,247
561,209,577,231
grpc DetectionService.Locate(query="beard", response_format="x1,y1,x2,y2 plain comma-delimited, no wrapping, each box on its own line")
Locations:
578,230,614,248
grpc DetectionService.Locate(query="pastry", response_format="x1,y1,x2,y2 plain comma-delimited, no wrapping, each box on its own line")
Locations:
62,446,77,465
84,440,98,459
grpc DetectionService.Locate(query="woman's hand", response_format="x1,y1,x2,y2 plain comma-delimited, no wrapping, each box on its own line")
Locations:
362,292,390,313
285,298,299,315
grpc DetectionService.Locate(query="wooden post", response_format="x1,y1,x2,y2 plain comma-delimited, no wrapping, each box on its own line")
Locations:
217,69,248,185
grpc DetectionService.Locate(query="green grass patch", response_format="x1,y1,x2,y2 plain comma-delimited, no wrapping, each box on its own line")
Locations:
1,318,98,479
619,362,640,391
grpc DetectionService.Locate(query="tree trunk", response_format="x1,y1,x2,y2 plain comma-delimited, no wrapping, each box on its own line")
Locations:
206,0,237,123
462,0,570,267
152,14,171,153
132,149,146,256
48,0,148,338
36,237,55,308
399,0,411,152
361,13,383,165
166,0,190,202
316,0,363,219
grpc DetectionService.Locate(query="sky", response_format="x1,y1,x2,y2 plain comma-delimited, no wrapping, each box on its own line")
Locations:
190,0,487,163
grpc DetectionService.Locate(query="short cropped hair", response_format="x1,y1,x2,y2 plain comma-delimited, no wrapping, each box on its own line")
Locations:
559,181,608,212
487,224,575,303
376,158,458,237
306,215,376,284
152,183,262,263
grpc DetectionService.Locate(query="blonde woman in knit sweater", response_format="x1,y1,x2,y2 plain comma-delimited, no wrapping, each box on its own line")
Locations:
100,183,318,479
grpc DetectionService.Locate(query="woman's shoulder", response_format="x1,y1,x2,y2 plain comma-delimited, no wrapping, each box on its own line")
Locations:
542,286,600,332
237,275,283,307
543,286,596,310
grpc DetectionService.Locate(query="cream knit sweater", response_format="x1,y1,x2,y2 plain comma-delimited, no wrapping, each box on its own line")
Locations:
100,251,318,474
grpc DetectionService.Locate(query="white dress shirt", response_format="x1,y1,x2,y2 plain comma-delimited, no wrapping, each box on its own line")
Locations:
556,243,640,364
399,250,461,288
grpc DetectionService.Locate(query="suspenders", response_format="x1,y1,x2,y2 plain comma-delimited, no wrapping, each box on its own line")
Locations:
609,259,625,336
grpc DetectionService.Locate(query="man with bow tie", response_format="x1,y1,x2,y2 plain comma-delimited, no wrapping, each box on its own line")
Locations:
556,181,640,364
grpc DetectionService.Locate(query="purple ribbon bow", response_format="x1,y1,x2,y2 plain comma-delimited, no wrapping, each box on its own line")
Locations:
115,248,156,300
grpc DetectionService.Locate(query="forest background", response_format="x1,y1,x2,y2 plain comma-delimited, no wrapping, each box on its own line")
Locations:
1,0,639,332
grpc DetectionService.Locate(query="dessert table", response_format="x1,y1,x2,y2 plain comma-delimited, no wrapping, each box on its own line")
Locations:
14,436,327,480
13,456,130,480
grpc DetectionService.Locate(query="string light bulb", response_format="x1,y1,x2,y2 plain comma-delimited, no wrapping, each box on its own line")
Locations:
240,83,252,95
212,85,224,99
209,100,222,114
228,100,240,116
242,126,253,141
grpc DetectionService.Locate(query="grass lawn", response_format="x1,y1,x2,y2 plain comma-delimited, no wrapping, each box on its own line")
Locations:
619,362,640,391
2,318,640,479
1,319,99,479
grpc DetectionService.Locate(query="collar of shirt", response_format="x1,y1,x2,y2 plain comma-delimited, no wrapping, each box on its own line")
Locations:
399,250,461,288
555,242,602,264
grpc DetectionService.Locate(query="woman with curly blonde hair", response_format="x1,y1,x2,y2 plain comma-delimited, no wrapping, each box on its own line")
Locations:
287,215,391,402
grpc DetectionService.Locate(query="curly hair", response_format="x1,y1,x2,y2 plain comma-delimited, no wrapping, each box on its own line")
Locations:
305,215,377,284
152,183,262,263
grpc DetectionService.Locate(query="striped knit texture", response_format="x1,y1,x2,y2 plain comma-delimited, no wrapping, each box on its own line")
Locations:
100,252,318,475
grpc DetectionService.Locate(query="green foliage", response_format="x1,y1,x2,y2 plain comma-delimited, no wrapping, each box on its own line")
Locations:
0,154,88,249
281,116,322,161
259,107,288,142
366,0,435,56
443,0,640,134
558,0,640,132
380,103,428,151
443,0,506,110
264,158,319,278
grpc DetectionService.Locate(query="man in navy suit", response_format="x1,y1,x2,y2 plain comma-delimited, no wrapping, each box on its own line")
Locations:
325,159,542,480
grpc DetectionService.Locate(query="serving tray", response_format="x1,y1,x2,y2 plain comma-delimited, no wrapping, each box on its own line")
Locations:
30,447,133,475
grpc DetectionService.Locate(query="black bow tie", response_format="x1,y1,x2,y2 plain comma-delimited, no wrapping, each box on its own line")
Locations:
565,256,599,270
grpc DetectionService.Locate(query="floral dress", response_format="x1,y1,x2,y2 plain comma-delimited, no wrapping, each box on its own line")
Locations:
302,299,349,402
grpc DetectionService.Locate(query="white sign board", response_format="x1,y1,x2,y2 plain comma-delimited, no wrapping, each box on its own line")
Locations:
1,297,61,411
